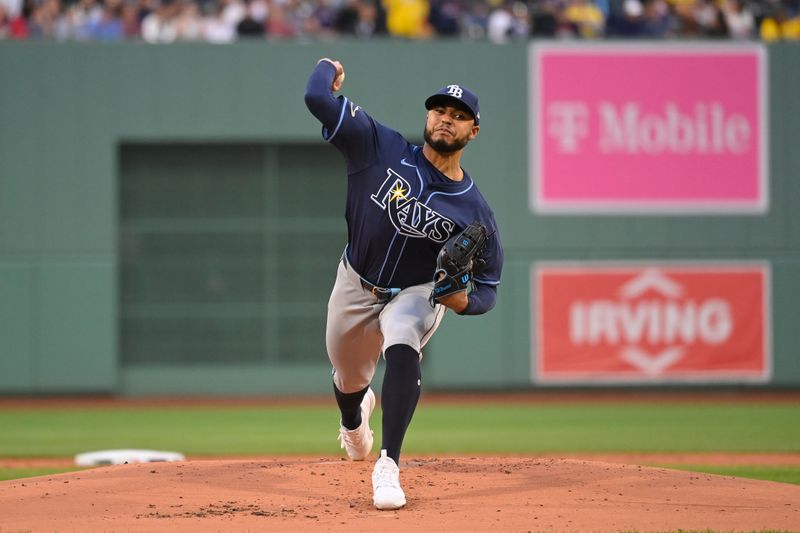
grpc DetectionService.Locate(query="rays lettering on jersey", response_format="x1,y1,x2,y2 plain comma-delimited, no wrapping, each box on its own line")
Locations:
370,168,455,243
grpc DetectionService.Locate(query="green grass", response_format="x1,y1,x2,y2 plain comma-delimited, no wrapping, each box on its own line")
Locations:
0,402,798,484
0,403,798,456
405,404,800,454
658,465,800,485
0,467,85,482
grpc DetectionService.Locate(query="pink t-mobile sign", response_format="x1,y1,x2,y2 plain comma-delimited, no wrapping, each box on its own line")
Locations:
530,44,768,214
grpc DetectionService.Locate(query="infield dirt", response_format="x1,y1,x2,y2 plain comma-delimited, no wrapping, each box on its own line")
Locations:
1,455,799,532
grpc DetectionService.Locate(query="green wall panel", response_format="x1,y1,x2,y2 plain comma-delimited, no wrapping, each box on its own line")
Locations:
769,260,800,386
0,263,34,390
0,50,41,253
36,261,116,391
122,364,337,396
769,44,800,249
0,150,39,253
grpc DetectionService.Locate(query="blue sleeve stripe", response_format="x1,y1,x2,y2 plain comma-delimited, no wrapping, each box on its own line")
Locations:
474,278,500,285
324,97,348,142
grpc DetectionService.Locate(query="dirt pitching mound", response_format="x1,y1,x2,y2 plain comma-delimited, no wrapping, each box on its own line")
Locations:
1,457,798,532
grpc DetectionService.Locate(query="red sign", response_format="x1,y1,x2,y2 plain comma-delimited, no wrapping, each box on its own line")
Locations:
534,263,770,383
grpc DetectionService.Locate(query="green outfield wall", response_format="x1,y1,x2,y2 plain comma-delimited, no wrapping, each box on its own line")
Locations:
0,41,798,395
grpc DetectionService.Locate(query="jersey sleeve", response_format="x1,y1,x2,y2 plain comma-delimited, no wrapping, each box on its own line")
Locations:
472,213,503,288
458,213,503,316
304,61,379,174
461,283,497,315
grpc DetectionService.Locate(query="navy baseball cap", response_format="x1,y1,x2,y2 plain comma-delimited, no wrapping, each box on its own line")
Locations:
425,85,480,125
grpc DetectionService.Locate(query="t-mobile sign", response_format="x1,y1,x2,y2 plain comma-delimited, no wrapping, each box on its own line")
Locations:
530,43,768,213
533,263,771,384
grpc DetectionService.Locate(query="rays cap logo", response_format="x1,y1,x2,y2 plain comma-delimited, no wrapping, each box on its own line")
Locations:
425,84,480,125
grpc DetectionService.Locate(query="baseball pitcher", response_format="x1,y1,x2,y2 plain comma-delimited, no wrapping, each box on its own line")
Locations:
304,58,504,510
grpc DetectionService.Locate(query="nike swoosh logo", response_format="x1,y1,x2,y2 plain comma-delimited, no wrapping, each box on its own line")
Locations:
400,158,416,167
350,103,361,117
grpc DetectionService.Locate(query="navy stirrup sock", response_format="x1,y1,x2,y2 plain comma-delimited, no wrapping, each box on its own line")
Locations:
334,383,369,431
381,344,422,465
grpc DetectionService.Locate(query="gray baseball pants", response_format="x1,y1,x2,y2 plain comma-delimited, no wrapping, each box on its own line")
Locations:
326,257,446,393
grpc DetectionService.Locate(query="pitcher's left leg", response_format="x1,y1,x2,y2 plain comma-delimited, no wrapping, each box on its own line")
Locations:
371,285,445,509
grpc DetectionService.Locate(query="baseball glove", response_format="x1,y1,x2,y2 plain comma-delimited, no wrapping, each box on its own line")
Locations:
430,221,488,305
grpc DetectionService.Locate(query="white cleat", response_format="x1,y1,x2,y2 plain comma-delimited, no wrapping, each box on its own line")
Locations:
337,387,375,461
372,449,406,510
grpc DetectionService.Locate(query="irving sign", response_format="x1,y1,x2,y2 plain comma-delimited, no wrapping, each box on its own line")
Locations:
533,263,770,384
530,43,767,214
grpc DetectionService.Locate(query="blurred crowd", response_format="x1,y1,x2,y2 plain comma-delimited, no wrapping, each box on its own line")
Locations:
1,0,798,42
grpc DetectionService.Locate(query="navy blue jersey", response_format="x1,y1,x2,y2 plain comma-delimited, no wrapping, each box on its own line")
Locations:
305,62,503,313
